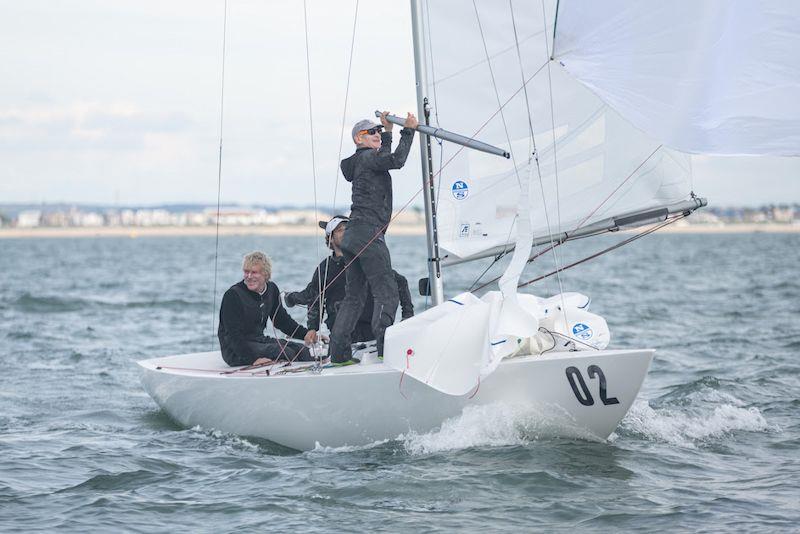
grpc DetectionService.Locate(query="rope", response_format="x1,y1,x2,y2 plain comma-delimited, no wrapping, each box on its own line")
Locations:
540,0,569,324
471,143,666,294
211,0,228,349
319,0,360,334
517,213,687,288
472,0,522,187
302,0,324,363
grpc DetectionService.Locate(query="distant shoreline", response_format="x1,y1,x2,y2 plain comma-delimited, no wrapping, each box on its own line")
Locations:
0,225,428,239
1,223,798,239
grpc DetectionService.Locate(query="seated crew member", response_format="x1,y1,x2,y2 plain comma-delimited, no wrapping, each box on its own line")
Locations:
328,111,417,364
218,251,319,367
285,215,414,343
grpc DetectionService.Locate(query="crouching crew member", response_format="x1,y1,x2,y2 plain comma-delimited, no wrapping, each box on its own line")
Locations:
285,215,414,342
218,251,319,366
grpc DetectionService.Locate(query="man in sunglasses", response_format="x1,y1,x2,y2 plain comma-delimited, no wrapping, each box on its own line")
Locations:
328,111,418,364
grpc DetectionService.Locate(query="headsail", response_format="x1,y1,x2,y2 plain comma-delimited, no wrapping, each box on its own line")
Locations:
418,0,694,262
553,1,800,156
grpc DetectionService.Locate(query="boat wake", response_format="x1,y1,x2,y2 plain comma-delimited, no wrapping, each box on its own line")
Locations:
618,389,776,448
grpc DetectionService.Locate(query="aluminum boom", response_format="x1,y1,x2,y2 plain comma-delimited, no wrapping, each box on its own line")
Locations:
375,111,510,159
442,197,708,267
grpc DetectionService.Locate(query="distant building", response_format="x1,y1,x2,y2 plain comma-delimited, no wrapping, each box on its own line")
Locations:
772,206,794,223
17,210,42,228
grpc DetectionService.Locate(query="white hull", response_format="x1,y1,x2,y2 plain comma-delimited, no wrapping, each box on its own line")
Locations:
138,349,653,451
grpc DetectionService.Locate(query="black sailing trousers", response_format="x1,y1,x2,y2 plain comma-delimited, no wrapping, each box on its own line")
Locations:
329,222,398,362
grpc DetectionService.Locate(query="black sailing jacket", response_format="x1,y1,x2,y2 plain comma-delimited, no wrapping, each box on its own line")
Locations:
340,128,415,230
286,254,415,331
218,280,309,366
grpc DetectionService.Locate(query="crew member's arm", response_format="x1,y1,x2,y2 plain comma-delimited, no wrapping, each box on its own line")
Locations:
363,112,417,171
394,270,415,319
285,267,320,307
285,268,323,330
219,290,259,366
269,283,311,341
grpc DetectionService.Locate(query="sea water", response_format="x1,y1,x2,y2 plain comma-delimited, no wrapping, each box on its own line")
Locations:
1,233,798,532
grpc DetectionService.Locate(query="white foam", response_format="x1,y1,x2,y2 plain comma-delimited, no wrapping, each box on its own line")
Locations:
399,403,597,455
621,397,774,449
307,438,393,455
188,425,260,451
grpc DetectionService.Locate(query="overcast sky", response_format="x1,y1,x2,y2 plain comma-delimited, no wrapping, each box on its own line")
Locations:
1,0,798,209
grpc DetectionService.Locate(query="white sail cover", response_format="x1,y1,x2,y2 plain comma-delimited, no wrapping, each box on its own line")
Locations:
420,0,693,261
553,1,800,156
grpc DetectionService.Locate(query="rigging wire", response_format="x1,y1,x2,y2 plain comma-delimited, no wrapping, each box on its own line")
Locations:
211,0,228,349
302,0,323,356
470,142,668,294
318,0,360,332
517,212,688,288
539,0,569,324
472,0,523,187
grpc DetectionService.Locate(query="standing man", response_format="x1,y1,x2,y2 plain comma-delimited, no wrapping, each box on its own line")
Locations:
218,251,319,367
328,111,417,364
285,215,415,341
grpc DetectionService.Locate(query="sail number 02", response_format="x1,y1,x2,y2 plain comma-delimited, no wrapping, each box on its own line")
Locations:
565,365,620,406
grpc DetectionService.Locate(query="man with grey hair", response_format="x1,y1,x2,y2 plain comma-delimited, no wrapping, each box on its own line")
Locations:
328,111,417,364
218,251,319,367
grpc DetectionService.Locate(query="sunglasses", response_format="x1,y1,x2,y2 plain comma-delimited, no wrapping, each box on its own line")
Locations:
358,127,383,136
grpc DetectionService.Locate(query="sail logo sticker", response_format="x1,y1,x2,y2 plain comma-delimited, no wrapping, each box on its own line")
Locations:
459,224,470,238
572,323,593,340
451,180,469,200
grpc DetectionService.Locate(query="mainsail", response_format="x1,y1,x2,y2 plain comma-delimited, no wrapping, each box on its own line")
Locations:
385,0,800,396
420,0,694,262
553,1,800,156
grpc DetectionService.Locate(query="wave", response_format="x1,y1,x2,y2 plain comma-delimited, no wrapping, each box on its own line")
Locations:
12,293,84,313
619,397,774,449
401,403,599,455
306,404,597,456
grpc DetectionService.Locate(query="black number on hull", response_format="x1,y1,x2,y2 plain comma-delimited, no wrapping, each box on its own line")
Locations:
565,366,594,406
565,365,620,406
587,365,620,405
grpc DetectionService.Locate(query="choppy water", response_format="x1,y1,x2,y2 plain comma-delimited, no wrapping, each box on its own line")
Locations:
1,232,798,532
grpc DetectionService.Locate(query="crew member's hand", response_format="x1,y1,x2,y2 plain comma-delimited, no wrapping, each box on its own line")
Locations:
253,357,274,366
404,112,418,130
304,329,319,345
380,111,393,132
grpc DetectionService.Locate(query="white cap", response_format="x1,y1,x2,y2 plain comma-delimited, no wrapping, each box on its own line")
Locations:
321,216,349,237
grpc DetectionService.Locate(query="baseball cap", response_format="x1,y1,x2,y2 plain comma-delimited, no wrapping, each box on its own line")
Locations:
318,215,349,237
351,119,382,140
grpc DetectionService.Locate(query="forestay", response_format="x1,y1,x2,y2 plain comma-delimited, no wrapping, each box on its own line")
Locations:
420,0,693,261
553,0,800,156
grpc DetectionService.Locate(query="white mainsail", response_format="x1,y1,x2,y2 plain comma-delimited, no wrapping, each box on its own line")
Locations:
420,0,693,262
553,0,800,156
386,0,800,395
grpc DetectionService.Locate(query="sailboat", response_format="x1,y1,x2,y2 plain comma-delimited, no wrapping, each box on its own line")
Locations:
138,1,800,451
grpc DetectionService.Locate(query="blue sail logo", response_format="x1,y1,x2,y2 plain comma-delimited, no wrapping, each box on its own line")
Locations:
452,180,469,200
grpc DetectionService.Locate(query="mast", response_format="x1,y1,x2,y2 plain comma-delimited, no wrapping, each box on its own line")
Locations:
410,0,444,305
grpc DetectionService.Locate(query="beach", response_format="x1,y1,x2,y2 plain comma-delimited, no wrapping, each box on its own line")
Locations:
1,222,798,239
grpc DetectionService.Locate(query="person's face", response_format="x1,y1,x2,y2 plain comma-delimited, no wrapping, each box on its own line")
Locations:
330,222,346,248
357,127,382,149
243,263,268,293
